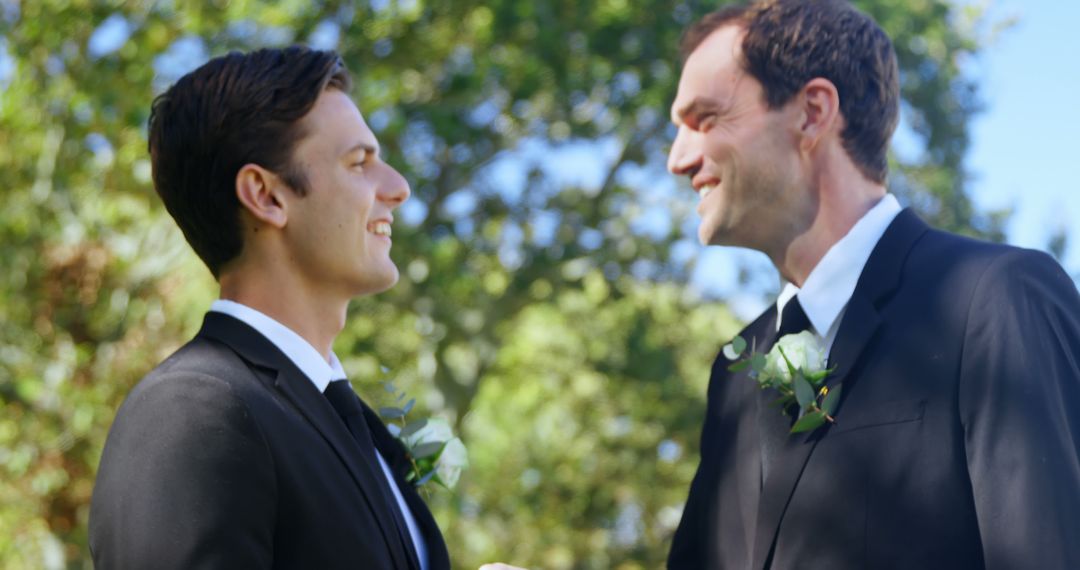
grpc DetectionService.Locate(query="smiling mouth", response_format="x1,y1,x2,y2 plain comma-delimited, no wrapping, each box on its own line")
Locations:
371,222,392,237
699,183,718,201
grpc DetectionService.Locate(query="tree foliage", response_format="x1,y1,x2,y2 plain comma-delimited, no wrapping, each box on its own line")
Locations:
0,0,996,567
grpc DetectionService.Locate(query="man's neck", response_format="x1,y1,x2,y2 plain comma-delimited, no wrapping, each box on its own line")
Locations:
218,267,347,361
774,164,887,286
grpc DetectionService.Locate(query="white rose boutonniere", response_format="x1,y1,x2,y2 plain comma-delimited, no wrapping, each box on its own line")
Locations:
762,331,827,386
401,418,469,489
724,332,841,434
379,379,469,491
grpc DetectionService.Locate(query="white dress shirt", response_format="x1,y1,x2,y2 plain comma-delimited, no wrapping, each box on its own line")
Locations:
210,299,429,570
776,194,903,357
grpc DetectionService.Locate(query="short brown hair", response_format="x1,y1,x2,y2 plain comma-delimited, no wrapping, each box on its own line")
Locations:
681,0,899,184
148,46,351,277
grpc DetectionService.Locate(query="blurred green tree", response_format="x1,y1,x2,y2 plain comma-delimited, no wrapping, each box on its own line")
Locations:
0,0,1000,567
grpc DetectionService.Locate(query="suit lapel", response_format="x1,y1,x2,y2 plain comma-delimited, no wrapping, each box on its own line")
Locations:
362,404,452,570
750,209,930,569
824,209,928,390
198,312,416,570
728,312,777,553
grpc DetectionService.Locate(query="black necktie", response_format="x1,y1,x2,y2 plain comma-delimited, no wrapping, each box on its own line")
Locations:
760,296,812,484
323,380,418,567
776,296,812,340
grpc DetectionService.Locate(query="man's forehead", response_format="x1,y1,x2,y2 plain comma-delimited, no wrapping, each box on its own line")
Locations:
299,89,379,152
694,22,745,63
684,25,745,87
671,25,746,122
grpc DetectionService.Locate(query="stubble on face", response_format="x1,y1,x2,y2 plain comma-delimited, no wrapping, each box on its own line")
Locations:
671,25,808,256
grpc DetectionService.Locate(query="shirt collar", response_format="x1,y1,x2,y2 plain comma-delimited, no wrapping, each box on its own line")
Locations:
777,194,903,336
209,299,346,393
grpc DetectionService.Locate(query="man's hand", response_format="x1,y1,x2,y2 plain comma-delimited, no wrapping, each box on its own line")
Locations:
479,564,529,570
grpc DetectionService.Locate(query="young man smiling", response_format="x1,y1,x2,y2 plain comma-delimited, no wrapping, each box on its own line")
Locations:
89,47,449,569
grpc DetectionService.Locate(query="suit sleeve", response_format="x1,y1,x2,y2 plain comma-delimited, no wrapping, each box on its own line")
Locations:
89,372,277,569
959,249,1080,569
667,419,711,568
668,353,732,568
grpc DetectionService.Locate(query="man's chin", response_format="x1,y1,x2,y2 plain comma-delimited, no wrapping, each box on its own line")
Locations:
697,224,713,246
351,267,399,297
699,223,728,247
702,231,753,252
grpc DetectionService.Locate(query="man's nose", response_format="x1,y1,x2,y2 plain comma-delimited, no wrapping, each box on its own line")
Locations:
378,163,411,207
667,126,703,177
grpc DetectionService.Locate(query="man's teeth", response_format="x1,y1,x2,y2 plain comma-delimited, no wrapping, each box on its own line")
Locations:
699,184,716,200
372,222,392,237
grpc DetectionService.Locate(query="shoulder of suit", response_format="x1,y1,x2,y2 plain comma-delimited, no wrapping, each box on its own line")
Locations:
910,230,1075,305
909,229,1057,277
154,333,271,379
128,335,272,409
973,246,1076,300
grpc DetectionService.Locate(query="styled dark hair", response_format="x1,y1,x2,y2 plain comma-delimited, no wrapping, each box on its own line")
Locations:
147,46,352,277
681,0,899,184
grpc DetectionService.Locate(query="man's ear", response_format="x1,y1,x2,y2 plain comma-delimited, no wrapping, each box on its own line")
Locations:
797,77,842,153
235,164,288,229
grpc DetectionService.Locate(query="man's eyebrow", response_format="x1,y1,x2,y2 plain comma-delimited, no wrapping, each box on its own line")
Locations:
342,142,380,157
672,98,721,124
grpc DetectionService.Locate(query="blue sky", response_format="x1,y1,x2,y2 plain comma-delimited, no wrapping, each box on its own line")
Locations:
965,0,1080,272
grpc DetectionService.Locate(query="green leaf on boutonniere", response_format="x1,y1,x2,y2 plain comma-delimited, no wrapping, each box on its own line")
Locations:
769,395,790,408
380,406,406,419
400,418,428,438
416,469,438,486
387,423,402,437
778,346,798,380
728,359,751,372
403,398,416,415
411,440,445,459
791,409,828,434
723,337,748,360
805,370,830,385
750,353,767,374
794,374,814,408
821,384,842,416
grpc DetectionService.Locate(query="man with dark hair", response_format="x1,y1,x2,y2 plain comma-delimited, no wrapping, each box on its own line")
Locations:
89,46,450,569
667,0,1080,568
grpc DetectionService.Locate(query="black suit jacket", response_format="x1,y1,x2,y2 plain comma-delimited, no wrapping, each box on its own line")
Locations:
89,312,450,569
669,210,1080,569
